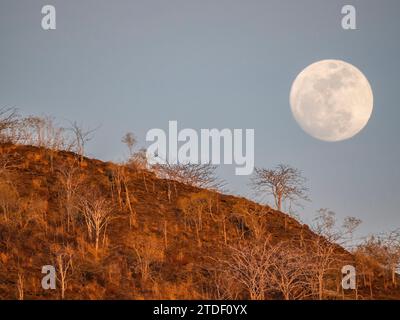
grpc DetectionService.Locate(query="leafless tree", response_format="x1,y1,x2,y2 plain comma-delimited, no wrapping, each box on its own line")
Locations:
211,269,241,300
312,208,362,246
251,164,309,212
312,208,338,241
69,121,97,163
342,216,363,245
356,231,400,290
128,148,148,170
268,242,313,300
109,165,137,227
19,116,72,149
154,162,224,191
121,132,137,156
178,193,209,247
13,116,75,170
306,237,339,300
0,179,19,223
353,250,374,298
220,239,274,300
131,235,164,282
353,237,386,298
79,196,114,258
220,237,318,300
309,209,360,299
57,163,83,232
0,153,11,176
0,107,19,143
16,272,24,300
232,201,270,241
51,245,73,300
383,230,400,287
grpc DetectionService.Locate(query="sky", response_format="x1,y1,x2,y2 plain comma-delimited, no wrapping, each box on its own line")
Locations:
1,0,399,238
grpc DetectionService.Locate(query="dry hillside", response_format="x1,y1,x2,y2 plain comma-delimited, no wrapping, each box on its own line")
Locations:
0,143,399,300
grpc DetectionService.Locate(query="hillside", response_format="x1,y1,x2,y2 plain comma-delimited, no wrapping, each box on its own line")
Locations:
0,143,399,300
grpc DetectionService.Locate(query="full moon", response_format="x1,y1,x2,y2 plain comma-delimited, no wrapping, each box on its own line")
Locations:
290,59,373,142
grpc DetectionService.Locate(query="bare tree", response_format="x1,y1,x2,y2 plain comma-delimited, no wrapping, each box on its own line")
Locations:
0,153,11,176
108,165,137,227
268,242,312,300
131,235,164,282
154,162,224,191
79,196,113,258
51,245,73,300
222,240,276,300
309,209,359,299
14,116,75,170
251,164,309,212
178,193,209,247
0,107,19,143
19,116,72,149
125,148,150,193
128,148,148,170
306,237,339,300
220,237,316,300
313,208,362,246
342,216,362,246
211,269,241,300
16,272,24,300
232,201,270,241
356,231,400,290
383,230,400,287
0,179,19,223
57,163,83,232
69,121,97,163
121,132,137,156
312,208,338,241
354,237,385,298
354,248,375,298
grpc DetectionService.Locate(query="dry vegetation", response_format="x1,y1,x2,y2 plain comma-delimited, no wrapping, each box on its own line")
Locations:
1,108,400,300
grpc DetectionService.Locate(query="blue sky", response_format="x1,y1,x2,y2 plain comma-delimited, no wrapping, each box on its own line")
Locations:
1,0,400,237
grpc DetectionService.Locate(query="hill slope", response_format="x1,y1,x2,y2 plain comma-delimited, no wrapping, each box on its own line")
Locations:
0,144,398,299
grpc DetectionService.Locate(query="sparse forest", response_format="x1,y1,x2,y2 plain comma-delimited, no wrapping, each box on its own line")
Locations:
1,107,400,300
